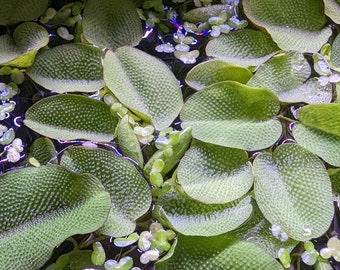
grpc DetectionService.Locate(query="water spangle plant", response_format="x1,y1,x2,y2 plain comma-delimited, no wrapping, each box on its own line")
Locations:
1,0,340,269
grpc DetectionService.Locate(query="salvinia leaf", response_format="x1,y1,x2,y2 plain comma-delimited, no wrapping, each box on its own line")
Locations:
0,165,110,269
253,143,334,241
292,104,340,166
177,140,253,204
205,29,280,67
103,47,183,130
29,137,56,165
24,94,119,142
82,0,142,50
183,4,233,23
0,22,49,67
155,234,284,270
324,0,340,24
117,115,144,168
330,33,340,69
26,43,105,93
180,81,282,151
186,59,253,90
153,191,252,236
60,146,152,237
328,168,340,194
242,0,332,51
0,0,49,25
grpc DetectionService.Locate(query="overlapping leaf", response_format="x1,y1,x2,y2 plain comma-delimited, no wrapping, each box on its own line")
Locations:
293,104,340,166
26,43,105,93
331,33,340,69
24,94,119,142
29,137,56,165
183,4,232,23
324,0,340,24
0,22,49,67
242,0,332,51
0,0,49,25
103,47,183,130
155,234,284,270
186,60,253,90
61,146,152,237
0,165,110,269
180,81,282,151
82,0,142,50
253,143,333,241
177,140,253,204
205,29,280,67
154,191,252,236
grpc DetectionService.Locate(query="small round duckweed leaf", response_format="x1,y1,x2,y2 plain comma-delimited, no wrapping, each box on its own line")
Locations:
103,47,183,130
24,94,119,142
242,0,331,51
155,234,284,270
26,43,105,93
82,0,142,50
0,0,49,25
61,146,152,237
205,29,280,67
177,140,253,204
0,22,49,67
153,191,252,236
0,165,111,269
183,4,233,23
29,137,56,165
180,81,282,151
331,34,340,69
253,143,333,241
186,59,253,90
324,0,340,24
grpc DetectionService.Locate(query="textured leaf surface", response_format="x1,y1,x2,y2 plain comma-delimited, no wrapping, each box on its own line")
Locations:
329,168,340,194
117,115,144,168
186,60,253,90
205,30,280,67
154,191,252,236
61,146,152,237
183,4,232,23
24,94,119,142
242,0,331,51
177,140,253,204
180,81,282,151
29,137,56,165
103,47,183,130
331,33,340,68
143,127,192,177
155,234,284,270
0,0,49,25
324,0,340,24
235,200,298,258
253,143,333,241
0,22,49,67
82,0,142,50
0,165,110,269
26,44,105,93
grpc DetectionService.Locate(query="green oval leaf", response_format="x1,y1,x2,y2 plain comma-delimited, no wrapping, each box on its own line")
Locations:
0,165,110,269
242,0,332,51
253,143,333,241
292,104,340,166
186,59,253,90
155,234,284,270
177,140,253,204
26,43,105,93
183,4,232,23
180,81,282,151
331,33,340,69
29,137,56,165
61,146,152,237
103,47,183,130
324,0,340,24
154,191,252,236
0,22,49,67
82,0,142,50
0,0,49,25
24,94,119,142
205,29,280,67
